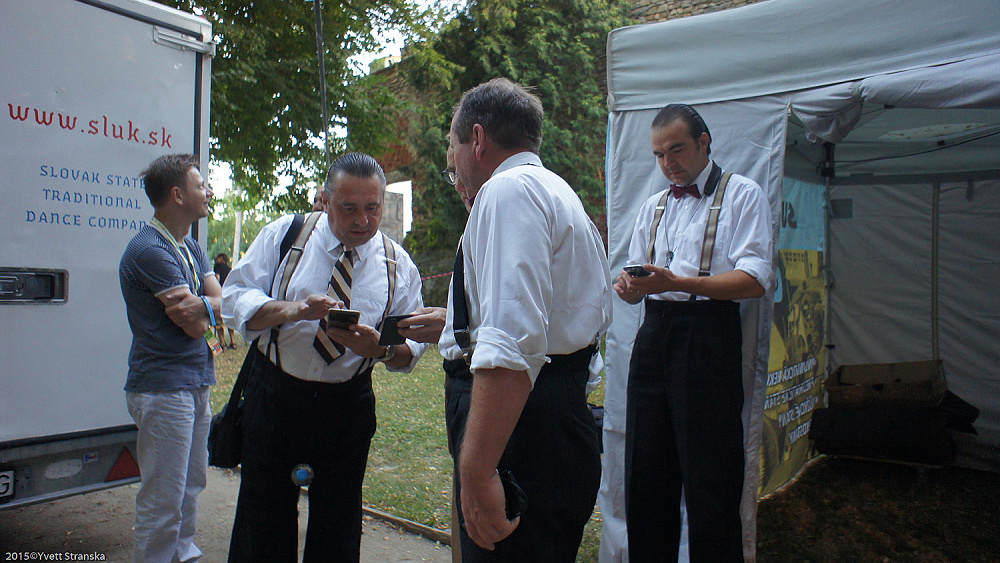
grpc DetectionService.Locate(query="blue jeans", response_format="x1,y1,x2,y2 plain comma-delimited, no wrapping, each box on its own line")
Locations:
127,387,211,563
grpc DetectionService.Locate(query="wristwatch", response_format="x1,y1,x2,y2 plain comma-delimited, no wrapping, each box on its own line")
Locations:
376,344,396,363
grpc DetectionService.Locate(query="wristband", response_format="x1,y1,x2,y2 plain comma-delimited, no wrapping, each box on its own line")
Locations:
201,296,216,327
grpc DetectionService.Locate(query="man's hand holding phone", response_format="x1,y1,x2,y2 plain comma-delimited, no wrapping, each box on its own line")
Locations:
396,307,447,344
623,264,652,277
324,308,384,358
326,308,360,329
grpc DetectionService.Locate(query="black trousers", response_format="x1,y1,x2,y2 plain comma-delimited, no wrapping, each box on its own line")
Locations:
229,346,376,563
444,348,601,563
625,299,745,562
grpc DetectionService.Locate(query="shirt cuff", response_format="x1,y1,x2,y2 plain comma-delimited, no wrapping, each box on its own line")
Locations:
384,339,430,373
735,257,773,292
154,284,191,298
228,292,275,341
470,327,547,385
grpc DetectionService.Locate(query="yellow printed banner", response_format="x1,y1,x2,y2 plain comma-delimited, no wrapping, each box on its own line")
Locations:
759,178,828,496
759,249,827,495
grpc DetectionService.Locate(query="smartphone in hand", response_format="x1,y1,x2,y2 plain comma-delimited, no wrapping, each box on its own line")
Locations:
327,309,360,330
499,469,527,520
379,314,413,345
623,264,652,277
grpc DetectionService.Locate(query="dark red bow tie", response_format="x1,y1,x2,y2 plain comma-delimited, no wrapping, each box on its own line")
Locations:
670,184,701,199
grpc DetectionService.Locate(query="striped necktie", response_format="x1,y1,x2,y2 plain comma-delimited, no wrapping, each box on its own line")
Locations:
314,245,354,364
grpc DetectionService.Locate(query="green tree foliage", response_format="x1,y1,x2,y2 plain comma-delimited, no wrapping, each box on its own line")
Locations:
399,0,631,305
206,208,281,264
152,0,432,212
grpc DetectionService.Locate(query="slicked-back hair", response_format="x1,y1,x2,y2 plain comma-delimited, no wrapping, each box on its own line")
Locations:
323,152,387,195
141,153,200,208
452,78,543,154
652,104,712,155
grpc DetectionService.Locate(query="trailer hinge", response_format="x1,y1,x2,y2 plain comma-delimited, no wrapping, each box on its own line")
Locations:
153,27,216,57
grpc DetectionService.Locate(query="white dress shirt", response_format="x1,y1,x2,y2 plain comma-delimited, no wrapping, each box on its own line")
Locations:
222,214,428,383
627,161,773,301
439,152,614,384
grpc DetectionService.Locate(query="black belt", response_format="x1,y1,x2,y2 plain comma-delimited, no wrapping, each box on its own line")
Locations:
251,345,373,395
444,344,597,381
644,298,739,317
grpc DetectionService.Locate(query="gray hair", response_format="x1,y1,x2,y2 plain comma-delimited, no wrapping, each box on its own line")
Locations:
452,78,543,153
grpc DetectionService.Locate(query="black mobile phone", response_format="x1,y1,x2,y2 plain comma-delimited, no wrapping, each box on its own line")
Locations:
499,469,527,520
623,264,652,277
326,309,360,330
378,314,413,346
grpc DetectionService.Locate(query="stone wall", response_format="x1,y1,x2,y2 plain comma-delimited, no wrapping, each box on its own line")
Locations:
629,0,766,24
380,190,405,244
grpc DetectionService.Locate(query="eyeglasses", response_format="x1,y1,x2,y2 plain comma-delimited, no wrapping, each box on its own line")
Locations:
441,168,458,186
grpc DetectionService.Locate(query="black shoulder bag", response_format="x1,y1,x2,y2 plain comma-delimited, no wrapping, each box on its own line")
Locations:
208,212,320,468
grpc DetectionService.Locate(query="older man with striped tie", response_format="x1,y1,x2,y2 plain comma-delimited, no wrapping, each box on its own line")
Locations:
221,152,428,562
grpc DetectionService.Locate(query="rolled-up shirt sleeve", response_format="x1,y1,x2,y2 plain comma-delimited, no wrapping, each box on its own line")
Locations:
467,179,552,383
221,216,288,341
727,180,773,292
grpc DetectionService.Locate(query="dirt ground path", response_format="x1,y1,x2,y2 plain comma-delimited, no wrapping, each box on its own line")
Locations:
1,467,452,562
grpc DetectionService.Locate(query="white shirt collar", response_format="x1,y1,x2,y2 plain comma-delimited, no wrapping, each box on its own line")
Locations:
492,151,542,177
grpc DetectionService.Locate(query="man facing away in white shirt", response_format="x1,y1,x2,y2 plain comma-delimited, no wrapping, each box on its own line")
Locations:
435,77,613,562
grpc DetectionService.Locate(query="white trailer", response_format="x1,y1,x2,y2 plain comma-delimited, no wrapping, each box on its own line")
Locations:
0,0,213,508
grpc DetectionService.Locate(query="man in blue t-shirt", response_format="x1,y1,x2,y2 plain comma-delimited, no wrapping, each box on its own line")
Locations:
119,153,222,563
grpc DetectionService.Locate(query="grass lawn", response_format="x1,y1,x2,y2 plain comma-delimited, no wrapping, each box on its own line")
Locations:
211,337,605,559
212,337,999,562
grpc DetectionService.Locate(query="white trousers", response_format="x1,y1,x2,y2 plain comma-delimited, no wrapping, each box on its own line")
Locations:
127,388,211,563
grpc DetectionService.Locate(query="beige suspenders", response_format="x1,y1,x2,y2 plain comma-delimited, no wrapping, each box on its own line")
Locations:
380,232,397,321
698,171,733,277
269,214,399,370
353,232,398,375
646,190,672,265
646,170,733,300
276,219,397,313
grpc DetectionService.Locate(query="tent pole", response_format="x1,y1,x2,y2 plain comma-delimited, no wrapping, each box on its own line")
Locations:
931,182,940,361
820,142,835,380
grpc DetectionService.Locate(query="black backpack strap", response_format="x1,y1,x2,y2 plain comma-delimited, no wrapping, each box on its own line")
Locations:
275,212,324,302
266,213,308,367
268,213,306,293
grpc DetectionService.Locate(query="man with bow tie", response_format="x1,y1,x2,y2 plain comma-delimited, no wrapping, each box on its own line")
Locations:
613,104,772,562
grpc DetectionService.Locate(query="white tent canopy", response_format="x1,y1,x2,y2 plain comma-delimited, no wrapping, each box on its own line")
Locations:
601,0,1000,560
606,0,1000,112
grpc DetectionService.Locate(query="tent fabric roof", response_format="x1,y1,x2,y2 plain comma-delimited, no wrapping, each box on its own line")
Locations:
607,0,1000,111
